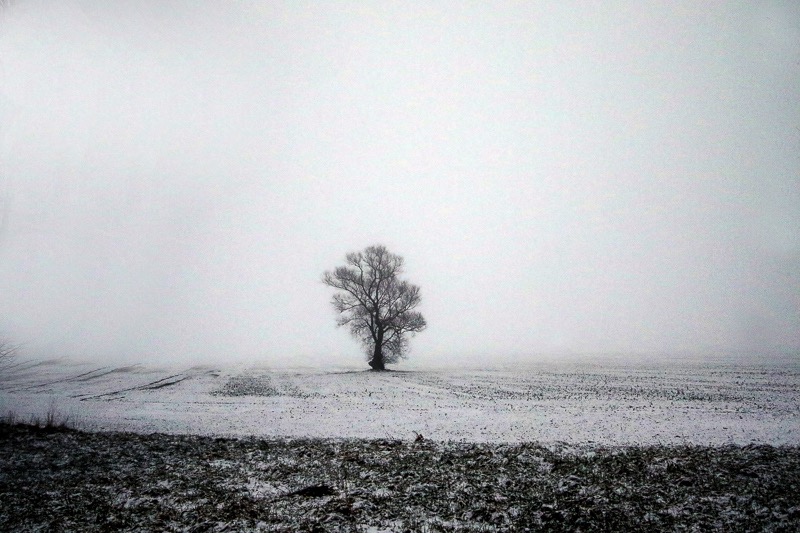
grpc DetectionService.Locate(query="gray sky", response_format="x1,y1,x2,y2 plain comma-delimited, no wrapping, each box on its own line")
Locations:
0,0,798,366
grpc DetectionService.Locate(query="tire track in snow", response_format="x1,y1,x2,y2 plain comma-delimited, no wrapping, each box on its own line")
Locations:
75,373,189,400
4,367,112,393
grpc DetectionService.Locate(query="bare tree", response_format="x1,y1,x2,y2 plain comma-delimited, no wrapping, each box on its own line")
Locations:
323,245,426,370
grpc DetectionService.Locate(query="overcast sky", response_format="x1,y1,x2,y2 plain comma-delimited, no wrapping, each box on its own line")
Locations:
0,1,798,366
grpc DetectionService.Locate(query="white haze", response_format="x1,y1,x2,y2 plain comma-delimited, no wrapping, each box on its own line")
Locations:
0,1,798,366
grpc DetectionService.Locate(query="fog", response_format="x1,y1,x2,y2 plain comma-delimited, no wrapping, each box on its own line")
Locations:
0,1,797,366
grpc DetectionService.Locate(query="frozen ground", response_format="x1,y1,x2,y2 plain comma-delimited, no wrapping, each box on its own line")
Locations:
1,354,798,445
3,425,799,532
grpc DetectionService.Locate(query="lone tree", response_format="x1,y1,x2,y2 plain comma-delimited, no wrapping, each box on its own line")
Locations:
323,245,426,370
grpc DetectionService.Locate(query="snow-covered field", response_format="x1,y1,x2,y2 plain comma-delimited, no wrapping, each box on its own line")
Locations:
1,354,798,445
2,354,800,531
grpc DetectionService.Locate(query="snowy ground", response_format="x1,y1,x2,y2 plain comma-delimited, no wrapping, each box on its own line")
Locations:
3,425,799,532
1,353,798,445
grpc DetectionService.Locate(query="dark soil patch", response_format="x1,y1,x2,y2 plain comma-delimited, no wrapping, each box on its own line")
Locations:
1,424,798,531
211,375,315,398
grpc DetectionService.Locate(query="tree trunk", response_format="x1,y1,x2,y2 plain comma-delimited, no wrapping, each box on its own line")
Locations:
369,329,385,371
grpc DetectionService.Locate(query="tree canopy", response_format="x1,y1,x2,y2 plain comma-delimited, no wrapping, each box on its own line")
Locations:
322,245,426,370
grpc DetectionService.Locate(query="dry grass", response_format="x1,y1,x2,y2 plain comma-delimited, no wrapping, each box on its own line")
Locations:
0,400,77,436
